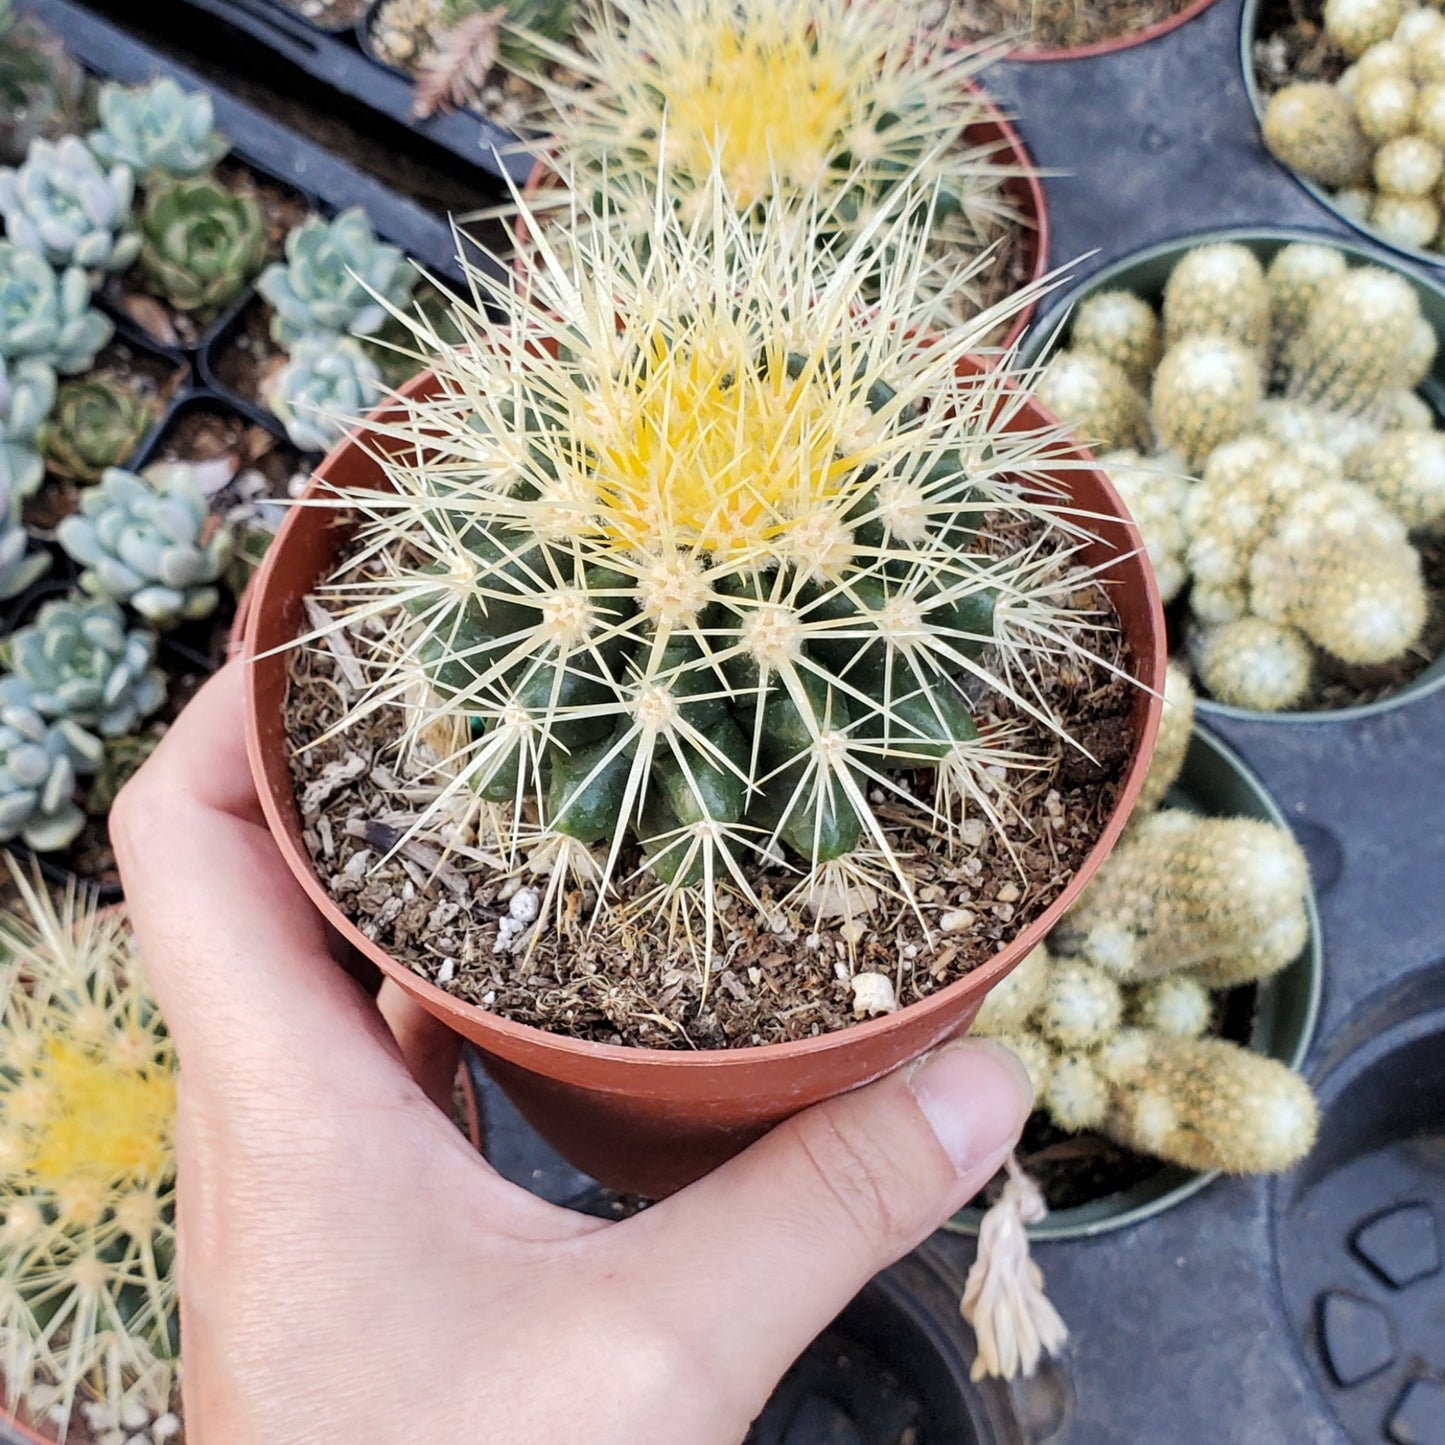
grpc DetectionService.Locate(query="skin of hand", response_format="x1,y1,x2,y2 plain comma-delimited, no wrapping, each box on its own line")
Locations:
111,662,1032,1445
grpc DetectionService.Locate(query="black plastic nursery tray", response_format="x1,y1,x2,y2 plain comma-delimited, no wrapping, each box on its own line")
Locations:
443,3,1443,1443
0,0,473,909
82,0,536,183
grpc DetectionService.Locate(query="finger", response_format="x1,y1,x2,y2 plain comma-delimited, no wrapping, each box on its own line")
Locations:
624,1038,1033,1415
112,662,392,1082
379,980,464,1111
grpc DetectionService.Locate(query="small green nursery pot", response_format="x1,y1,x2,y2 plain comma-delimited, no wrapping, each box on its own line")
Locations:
946,723,1322,1240
1024,227,1445,723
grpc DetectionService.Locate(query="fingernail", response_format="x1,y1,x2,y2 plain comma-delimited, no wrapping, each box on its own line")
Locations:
908,1038,1035,1175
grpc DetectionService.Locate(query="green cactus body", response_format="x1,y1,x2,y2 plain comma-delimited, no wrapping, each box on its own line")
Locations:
1183,446,1313,592
1052,811,1311,980
1325,0,1405,60
1262,83,1372,189
0,243,112,374
7,596,166,736
0,136,138,273
1266,243,1349,349
1189,617,1315,712
1098,1029,1319,1173
1096,449,1190,603
1068,290,1161,387
1160,243,1271,352
1285,266,1422,416
1150,336,1262,469
1034,351,1148,455
0,874,178,1435
267,335,384,453
138,177,268,318
1248,481,1426,664
257,207,417,347
973,942,1051,1037
1036,957,1123,1051
1134,661,1195,816
0,676,101,849
56,463,232,627
43,377,154,483
88,76,230,180
1127,974,1213,1038
0,353,54,498
523,0,1032,321
298,177,1106,952
1351,427,1445,526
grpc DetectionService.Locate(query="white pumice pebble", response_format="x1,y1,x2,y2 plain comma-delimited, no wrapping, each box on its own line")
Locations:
850,971,898,1017
508,887,540,924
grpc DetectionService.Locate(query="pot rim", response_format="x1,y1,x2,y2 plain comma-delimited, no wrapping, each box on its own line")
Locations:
943,720,1326,1240
940,0,1224,64
1238,0,1445,268
242,360,1164,1070
1020,222,1445,724
512,83,1052,358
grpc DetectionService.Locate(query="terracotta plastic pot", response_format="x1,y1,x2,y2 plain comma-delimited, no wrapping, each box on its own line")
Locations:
242,360,1165,1198
512,89,1051,357
950,0,1224,62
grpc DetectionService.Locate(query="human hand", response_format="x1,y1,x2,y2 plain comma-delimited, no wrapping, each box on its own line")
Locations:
112,662,1032,1445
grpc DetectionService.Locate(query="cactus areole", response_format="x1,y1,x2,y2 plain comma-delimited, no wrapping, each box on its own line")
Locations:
242,202,1163,1195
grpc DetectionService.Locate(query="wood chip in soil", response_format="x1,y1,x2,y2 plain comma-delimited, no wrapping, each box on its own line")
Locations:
939,0,1207,51
282,529,1138,1051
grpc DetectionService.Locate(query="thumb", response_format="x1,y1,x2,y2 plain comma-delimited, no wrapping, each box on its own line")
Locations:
625,1037,1033,1416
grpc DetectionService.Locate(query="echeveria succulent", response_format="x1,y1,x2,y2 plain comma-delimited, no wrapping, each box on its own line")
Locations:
6,595,165,736
0,135,139,272
267,335,382,452
0,474,48,601
43,377,153,483
57,463,232,627
87,76,230,179
257,207,416,347
0,355,56,497
0,675,101,850
0,242,113,374
137,176,267,317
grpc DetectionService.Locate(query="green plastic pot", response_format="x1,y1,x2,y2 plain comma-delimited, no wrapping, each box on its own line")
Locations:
1239,0,1445,270
943,724,1323,1240
1023,226,1445,722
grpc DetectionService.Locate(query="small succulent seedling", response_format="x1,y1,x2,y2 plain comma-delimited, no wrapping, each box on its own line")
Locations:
137,177,268,318
43,376,154,484
0,866,177,1437
257,207,417,348
0,135,139,273
0,354,54,499
57,463,233,628
0,472,47,602
0,243,112,376
523,0,1028,318
295,168,1109,975
267,335,383,454
88,76,230,180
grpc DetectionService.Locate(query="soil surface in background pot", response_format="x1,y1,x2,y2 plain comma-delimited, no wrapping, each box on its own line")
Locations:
1251,0,1348,94
940,0,1206,51
281,527,1135,1051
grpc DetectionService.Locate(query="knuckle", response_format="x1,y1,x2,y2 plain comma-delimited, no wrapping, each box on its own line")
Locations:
788,1100,916,1249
